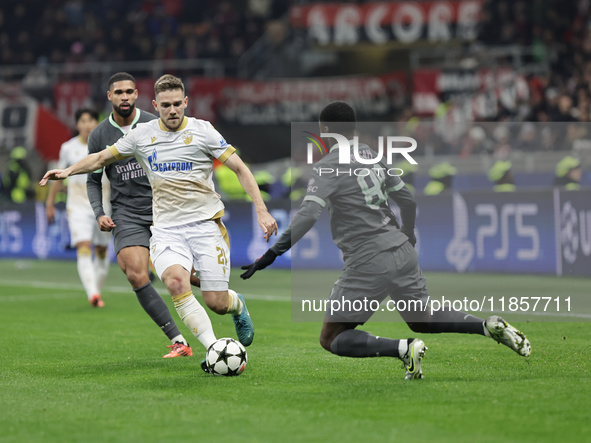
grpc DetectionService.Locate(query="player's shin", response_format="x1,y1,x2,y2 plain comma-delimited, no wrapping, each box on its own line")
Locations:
76,246,100,299
226,289,243,315
93,249,110,290
172,291,216,349
329,329,402,358
134,282,186,344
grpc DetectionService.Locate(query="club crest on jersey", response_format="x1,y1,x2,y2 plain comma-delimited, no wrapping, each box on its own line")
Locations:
182,131,193,145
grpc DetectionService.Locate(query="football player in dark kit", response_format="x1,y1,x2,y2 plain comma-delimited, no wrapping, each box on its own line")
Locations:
241,101,531,379
87,72,193,358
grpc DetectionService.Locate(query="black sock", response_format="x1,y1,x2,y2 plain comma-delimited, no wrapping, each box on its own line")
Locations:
408,310,485,335
133,282,182,341
329,329,401,358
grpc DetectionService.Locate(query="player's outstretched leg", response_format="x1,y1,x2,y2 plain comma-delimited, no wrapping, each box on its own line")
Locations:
484,316,531,357
322,324,427,380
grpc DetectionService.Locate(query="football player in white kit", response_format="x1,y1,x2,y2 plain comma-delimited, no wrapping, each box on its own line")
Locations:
46,109,111,307
41,75,277,362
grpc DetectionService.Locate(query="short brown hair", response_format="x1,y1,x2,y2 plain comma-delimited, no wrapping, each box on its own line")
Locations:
154,74,185,96
109,72,136,89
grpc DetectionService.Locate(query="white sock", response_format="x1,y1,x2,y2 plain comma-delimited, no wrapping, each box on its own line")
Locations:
398,339,409,358
227,289,243,315
172,291,216,350
93,254,110,291
77,249,99,299
170,334,188,346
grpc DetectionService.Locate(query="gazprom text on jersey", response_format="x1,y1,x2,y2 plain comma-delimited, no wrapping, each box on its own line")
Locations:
150,162,194,172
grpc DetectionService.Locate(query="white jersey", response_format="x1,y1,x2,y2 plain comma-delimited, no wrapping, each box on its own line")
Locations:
109,117,235,228
58,136,110,215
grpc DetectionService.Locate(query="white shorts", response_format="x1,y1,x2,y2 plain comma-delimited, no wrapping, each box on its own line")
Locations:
67,206,110,247
150,219,230,292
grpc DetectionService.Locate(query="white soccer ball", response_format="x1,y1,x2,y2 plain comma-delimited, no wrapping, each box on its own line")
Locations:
206,338,247,376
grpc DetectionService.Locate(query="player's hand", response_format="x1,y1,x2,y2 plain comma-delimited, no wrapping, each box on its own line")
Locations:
46,204,55,224
98,215,116,232
402,228,416,247
240,249,277,279
257,211,278,242
39,169,69,186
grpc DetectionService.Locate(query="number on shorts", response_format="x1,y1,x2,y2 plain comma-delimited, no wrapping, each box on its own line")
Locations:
216,247,227,265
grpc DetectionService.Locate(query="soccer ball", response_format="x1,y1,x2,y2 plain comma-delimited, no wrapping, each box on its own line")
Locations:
206,338,247,376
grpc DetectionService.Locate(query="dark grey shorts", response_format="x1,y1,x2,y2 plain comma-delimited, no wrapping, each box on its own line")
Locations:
112,221,151,254
326,241,429,324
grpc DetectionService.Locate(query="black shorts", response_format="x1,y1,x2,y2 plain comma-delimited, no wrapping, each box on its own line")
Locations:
112,220,151,254
325,242,429,324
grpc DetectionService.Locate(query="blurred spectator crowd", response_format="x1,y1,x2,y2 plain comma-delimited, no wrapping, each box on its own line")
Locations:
477,0,591,123
0,0,289,65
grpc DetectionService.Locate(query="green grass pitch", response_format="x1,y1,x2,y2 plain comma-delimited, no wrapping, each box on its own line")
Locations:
0,259,589,442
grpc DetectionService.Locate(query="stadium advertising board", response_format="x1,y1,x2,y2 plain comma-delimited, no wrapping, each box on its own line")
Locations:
2,190,589,277
290,1,483,46
555,189,591,277
416,191,555,274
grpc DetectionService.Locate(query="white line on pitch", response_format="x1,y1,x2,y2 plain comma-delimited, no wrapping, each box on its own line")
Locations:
0,279,290,302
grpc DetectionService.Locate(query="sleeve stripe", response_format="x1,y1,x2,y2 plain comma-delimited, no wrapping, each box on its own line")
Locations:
108,145,128,161
303,195,326,207
218,146,236,163
386,180,406,193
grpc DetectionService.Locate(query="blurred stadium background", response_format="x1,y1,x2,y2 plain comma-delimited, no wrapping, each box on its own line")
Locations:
0,0,590,278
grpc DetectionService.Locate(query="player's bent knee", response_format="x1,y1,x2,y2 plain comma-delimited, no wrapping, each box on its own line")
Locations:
202,291,228,315
126,268,150,288
163,277,185,296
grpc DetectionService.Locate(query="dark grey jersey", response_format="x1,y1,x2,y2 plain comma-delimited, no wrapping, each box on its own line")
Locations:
87,110,156,224
272,143,416,268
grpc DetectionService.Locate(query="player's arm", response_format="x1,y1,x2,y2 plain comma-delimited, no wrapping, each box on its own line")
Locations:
45,180,66,224
240,199,323,279
224,152,278,241
86,134,115,231
40,149,116,186
387,181,417,245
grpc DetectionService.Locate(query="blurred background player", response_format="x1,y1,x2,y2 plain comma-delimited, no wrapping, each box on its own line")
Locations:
0,146,34,204
489,160,516,192
45,109,110,307
553,156,582,190
423,162,456,195
395,160,418,194
86,72,192,357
